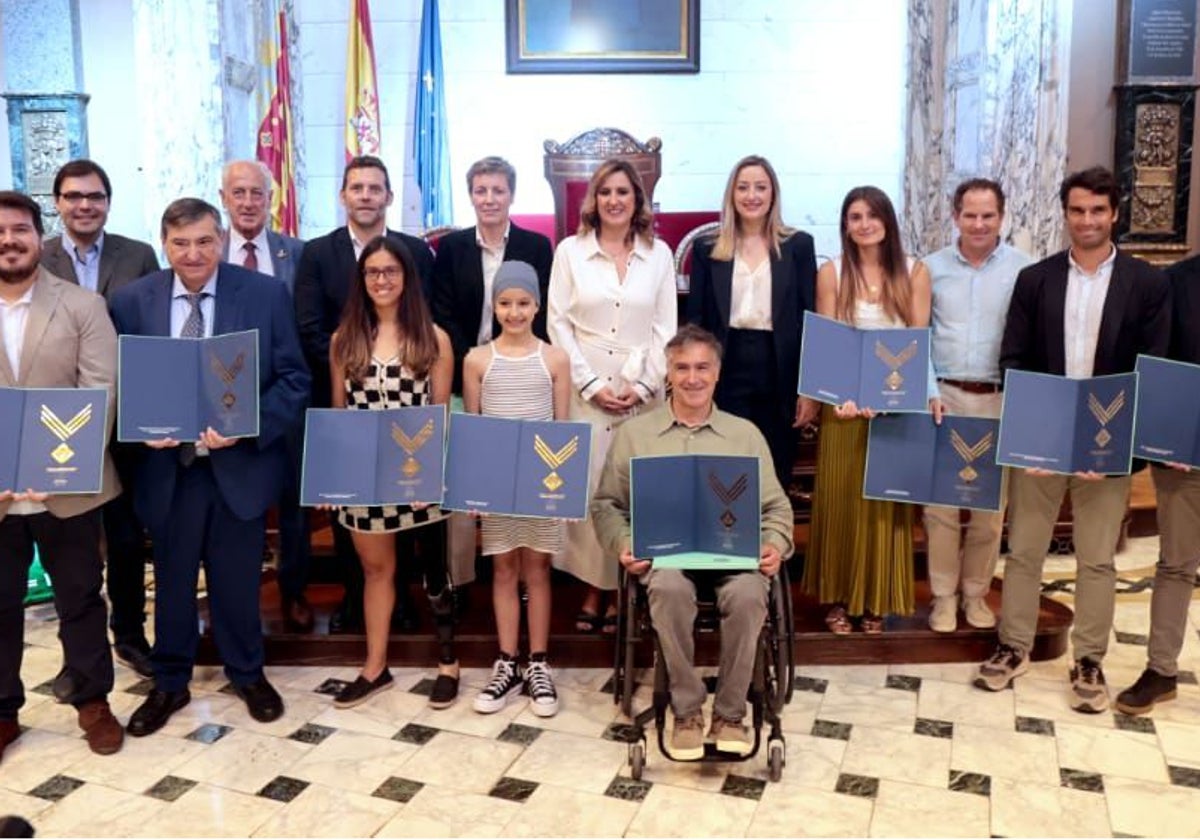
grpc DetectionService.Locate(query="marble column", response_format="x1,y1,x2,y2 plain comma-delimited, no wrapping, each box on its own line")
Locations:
904,0,1073,259
1,0,89,228
130,0,225,225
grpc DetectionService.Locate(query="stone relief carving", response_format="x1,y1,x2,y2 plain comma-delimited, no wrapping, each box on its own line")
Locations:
1130,102,1180,234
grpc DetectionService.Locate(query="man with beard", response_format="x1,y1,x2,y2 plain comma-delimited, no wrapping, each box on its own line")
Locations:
0,191,124,762
41,159,160,678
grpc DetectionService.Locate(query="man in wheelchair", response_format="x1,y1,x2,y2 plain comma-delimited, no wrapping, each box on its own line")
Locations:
591,324,794,759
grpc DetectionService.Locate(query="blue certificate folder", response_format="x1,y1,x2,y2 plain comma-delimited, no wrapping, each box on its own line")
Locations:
1133,354,1200,467
300,405,445,506
996,370,1138,474
0,387,108,494
864,414,1003,511
630,455,761,570
117,330,260,442
797,311,931,412
443,414,593,519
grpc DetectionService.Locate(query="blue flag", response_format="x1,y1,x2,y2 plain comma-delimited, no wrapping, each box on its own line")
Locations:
414,0,452,228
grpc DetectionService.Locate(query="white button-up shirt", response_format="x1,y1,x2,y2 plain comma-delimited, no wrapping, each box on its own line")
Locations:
476,223,509,346
1063,245,1116,379
228,227,274,277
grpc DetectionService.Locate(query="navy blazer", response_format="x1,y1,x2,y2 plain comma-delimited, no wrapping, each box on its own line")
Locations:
1165,253,1200,366
686,231,818,420
223,230,305,297
1000,249,1170,376
429,223,554,393
294,226,434,407
108,264,311,531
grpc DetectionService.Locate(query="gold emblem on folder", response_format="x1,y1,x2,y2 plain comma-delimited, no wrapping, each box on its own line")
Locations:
707,472,750,531
1087,390,1125,448
40,403,93,465
210,351,246,409
950,429,994,483
534,434,578,492
392,419,436,478
875,340,918,391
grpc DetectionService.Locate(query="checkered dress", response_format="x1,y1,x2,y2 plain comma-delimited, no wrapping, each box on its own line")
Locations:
336,355,449,534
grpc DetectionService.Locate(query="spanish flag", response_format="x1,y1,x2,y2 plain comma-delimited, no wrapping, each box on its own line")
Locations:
345,0,381,161
255,8,298,236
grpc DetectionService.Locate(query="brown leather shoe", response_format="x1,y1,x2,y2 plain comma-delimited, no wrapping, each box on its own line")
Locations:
0,719,20,763
78,699,124,755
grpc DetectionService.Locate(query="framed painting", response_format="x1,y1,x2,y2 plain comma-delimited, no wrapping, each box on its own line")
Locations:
505,0,700,74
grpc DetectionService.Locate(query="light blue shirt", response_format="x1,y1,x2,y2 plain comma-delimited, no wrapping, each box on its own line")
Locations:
927,240,1032,383
170,273,218,338
63,230,104,293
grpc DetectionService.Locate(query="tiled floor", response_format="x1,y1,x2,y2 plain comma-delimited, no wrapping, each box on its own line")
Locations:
4,537,1199,837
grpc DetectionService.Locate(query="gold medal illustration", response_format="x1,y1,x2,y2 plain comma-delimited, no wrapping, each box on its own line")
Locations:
875,340,918,391
534,434,579,492
949,428,994,483
40,403,93,465
707,472,749,531
1087,390,1125,448
210,351,246,410
392,419,436,478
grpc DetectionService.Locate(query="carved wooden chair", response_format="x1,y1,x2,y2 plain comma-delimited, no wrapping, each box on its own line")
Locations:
543,127,662,244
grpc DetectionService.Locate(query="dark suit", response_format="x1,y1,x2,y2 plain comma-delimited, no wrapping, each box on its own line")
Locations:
41,232,160,299
1144,255,1200,679
224,230,310,605
686,231,817,487
429,224,553,394
997,247,1170,665
294,227,434,409
109,265,310,691
41,232,160,649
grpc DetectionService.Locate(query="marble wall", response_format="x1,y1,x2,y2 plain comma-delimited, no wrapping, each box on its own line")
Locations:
905,0,1074,259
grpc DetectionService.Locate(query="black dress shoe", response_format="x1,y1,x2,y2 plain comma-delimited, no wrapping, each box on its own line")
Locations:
282,595,315,633
234,677,284,722
52,665,78,703
128,689,190,737
329,599,364,635
114,638,155,679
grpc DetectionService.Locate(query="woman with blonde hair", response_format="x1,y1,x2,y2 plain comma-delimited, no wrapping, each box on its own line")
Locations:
547,158,677,631
687,154,817,488
801,186,932,634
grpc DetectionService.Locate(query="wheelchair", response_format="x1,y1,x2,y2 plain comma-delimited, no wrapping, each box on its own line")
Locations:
612,563,795,782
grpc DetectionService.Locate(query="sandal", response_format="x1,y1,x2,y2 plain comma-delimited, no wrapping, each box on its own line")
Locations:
860,613,884,634
575,611,604,633
600,609,619,635
825,606,853,635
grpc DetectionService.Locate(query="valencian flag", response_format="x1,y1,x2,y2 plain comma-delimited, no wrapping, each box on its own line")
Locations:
255,6,298,236
414,0,453,227
345,0,381,160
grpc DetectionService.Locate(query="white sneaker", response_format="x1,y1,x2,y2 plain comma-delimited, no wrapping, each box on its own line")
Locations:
928,596,957,633
962,596,996,629
473,656,522,714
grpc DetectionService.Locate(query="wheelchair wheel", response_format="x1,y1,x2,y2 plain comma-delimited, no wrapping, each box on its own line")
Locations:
767,738,785,782
629,739,646,780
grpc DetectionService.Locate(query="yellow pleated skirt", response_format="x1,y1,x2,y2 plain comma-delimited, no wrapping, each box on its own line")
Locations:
801,406,915,617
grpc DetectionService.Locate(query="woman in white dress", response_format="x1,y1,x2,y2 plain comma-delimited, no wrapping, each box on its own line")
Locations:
547,158,678,631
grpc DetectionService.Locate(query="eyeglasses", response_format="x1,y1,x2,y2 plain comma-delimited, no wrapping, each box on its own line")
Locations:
364,266,403,281
59,191,108,205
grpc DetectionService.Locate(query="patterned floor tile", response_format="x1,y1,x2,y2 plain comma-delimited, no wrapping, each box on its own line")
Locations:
407,677,435,697
604,775,652,803
371,776,424,804
886,674,922,692
1168,764,1200,789
488,776,538,803
1058,767,1105,793
914,717,953,739
719,773,766,801
835,772,879,799
948,769,991,796
28,774,85,801
185,723,232,744
1114,713,1156,734
602,721,642,743
392,722,439,745
497,722,543,746
1015,716,1055,736
257,775,309,803
145,775,198,802
811,719,852,740
793,675,828,694
288,723,336,745
313,678,352,697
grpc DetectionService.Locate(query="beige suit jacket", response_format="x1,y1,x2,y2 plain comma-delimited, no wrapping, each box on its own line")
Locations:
0,268,120,521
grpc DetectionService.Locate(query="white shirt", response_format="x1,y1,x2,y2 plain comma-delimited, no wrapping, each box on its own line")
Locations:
547,231,678,402
729,254,773,330
0,285,44,514
350,227,392,261
1063,245,1116,379
170,274,218,338
475,223,509,346
228,228,274,277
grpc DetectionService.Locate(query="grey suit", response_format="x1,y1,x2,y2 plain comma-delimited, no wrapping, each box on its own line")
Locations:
223,228,311,607
223,230,305,295
0,269,118,716
41,232,160,299
41,232,158,647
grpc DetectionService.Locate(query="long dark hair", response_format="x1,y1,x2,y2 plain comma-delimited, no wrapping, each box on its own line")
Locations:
332,236,439,381
836,186,914,326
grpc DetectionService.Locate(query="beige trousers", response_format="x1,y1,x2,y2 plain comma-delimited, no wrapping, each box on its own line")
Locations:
1147,466,1200,676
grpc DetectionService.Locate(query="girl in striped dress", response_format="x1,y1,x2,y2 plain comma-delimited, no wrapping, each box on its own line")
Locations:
462,261,571,717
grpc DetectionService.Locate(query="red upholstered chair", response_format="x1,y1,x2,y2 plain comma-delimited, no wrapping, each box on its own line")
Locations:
543,127,662,244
